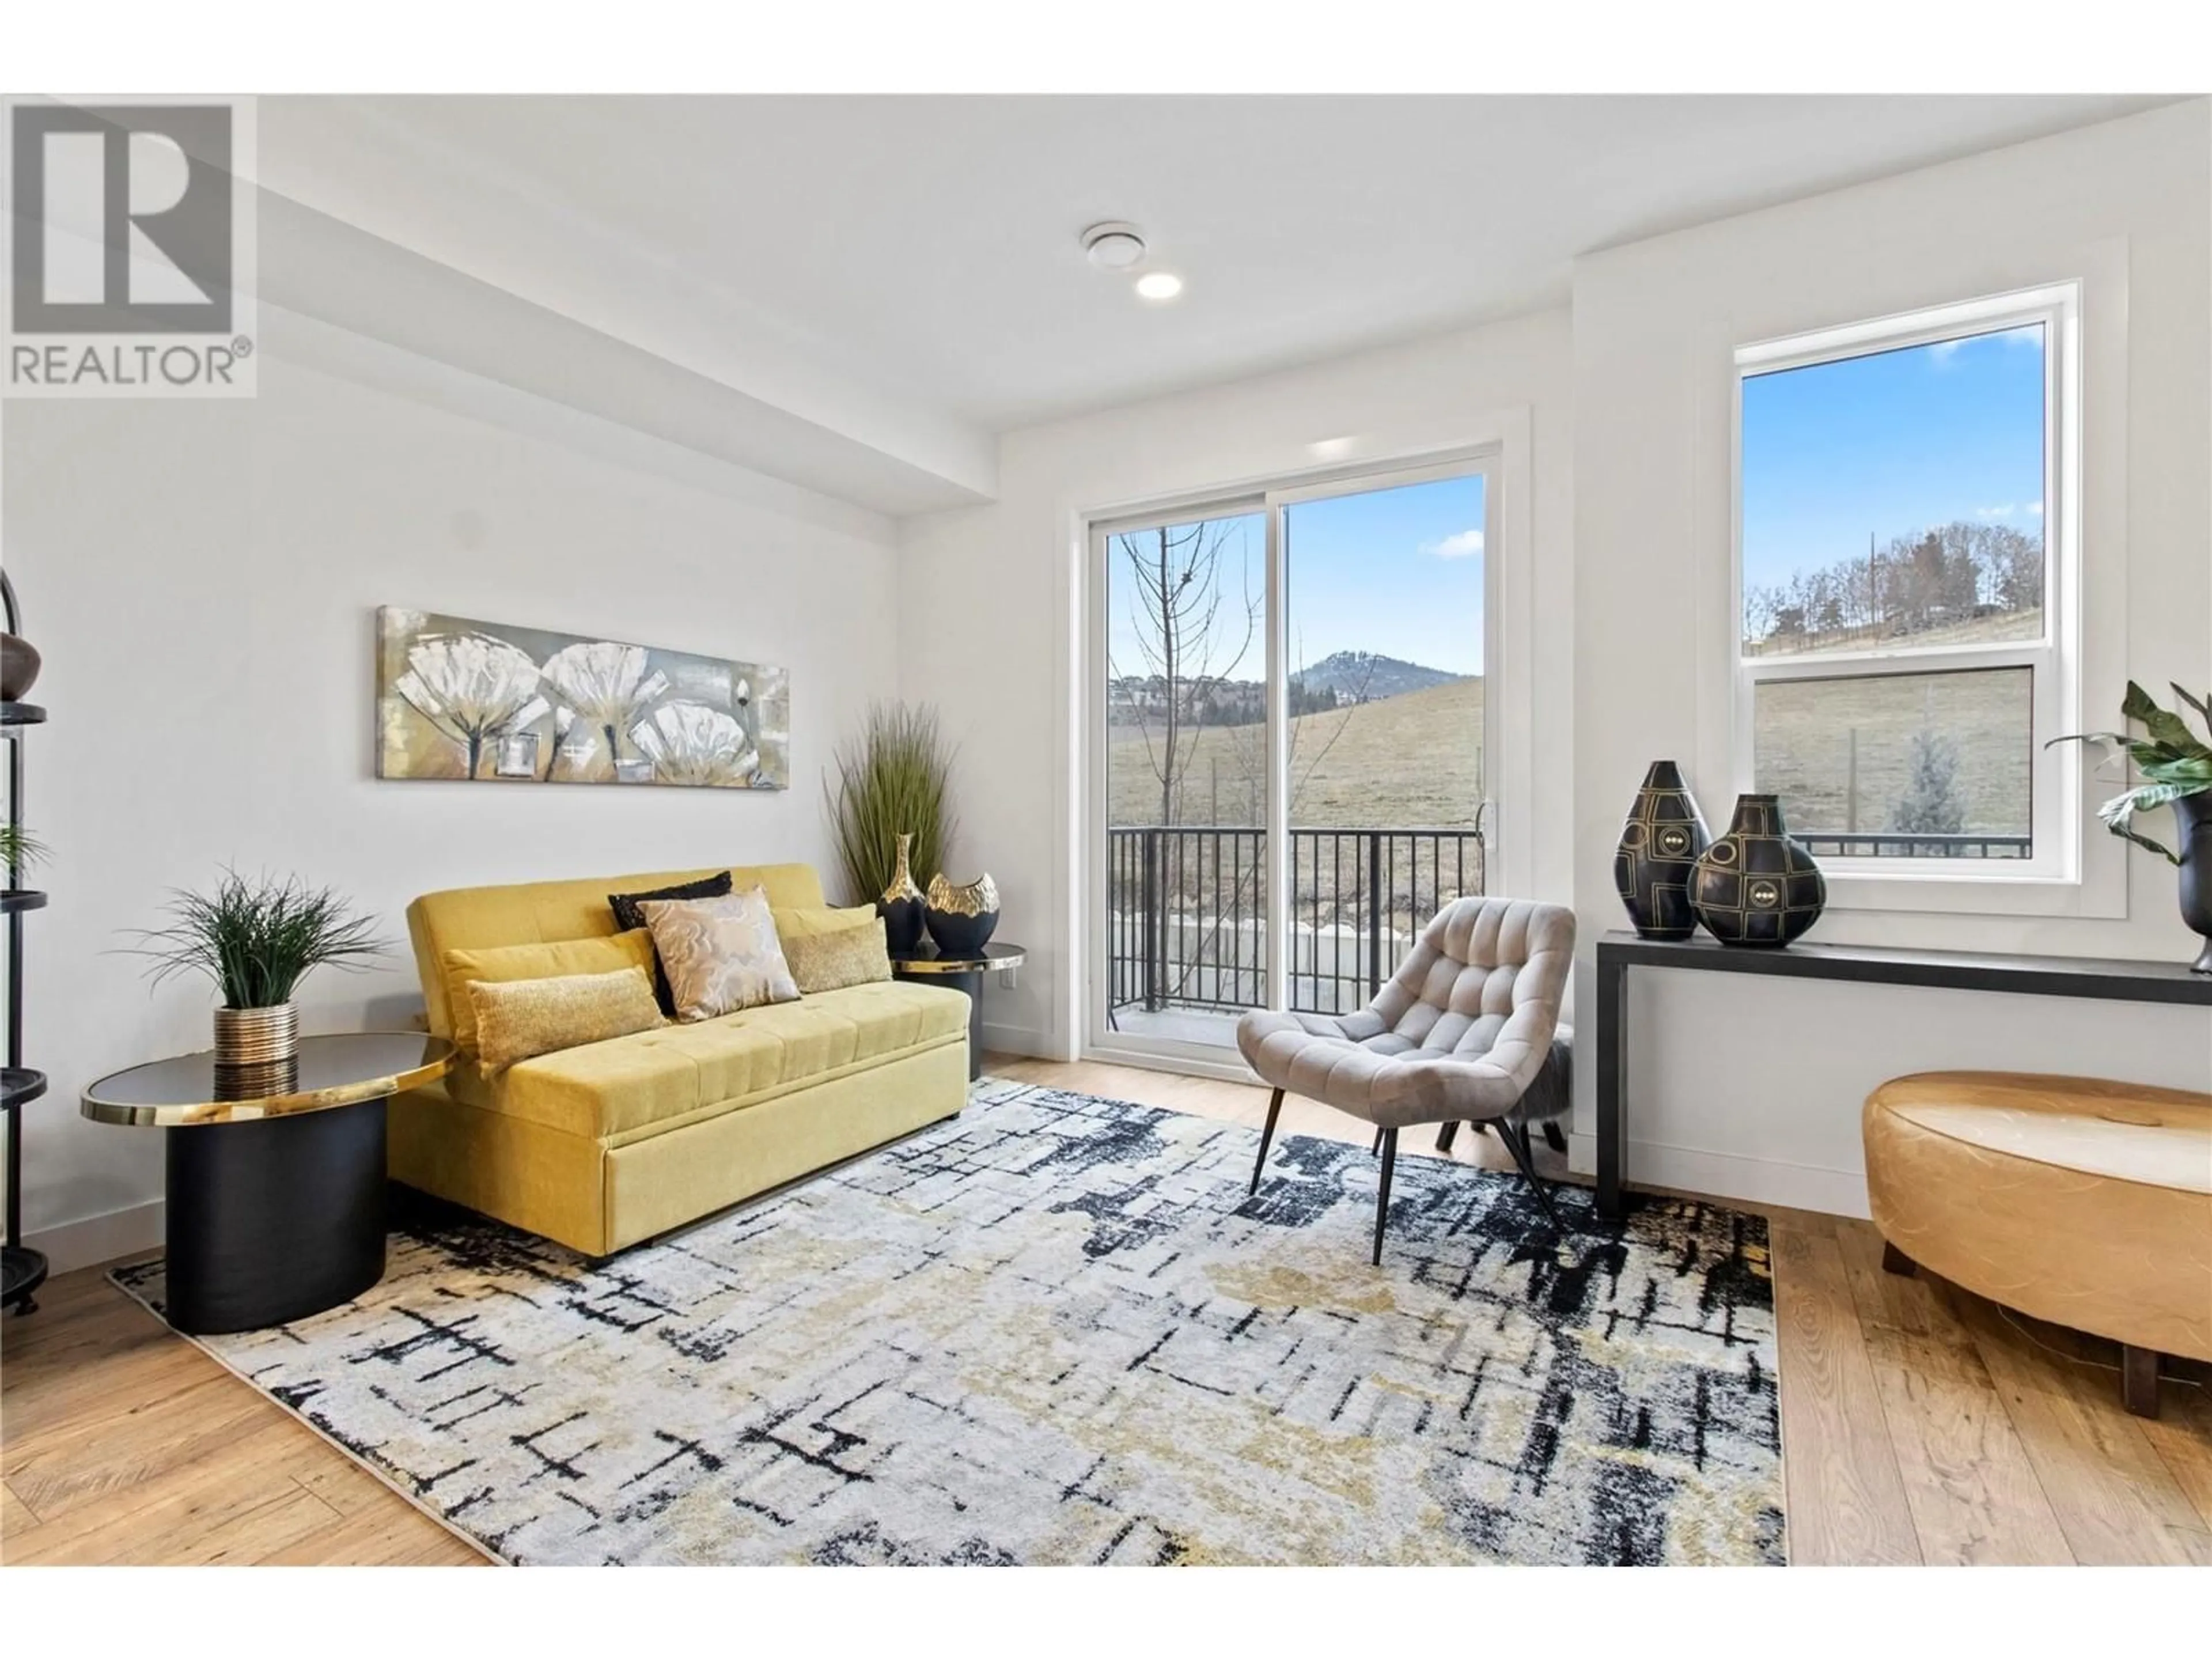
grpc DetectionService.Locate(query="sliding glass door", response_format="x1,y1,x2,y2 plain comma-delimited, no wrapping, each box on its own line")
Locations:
1090,456,1497,1065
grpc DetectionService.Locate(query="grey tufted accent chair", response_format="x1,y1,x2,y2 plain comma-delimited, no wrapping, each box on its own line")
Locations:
1236,895,1575,1263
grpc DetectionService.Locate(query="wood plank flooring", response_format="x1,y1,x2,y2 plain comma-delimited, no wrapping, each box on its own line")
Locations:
2,1052,2205,1566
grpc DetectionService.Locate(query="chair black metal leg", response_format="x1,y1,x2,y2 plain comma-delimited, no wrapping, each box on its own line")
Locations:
1499,1120,1565,1232
1371,1125,1385,1157
1540,1119,1568,1154
1372,1127,1397,1265
1434,1120,1460,1155
1250,1088,1285,1197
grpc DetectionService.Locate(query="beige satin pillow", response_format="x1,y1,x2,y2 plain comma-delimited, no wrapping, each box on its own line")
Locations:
466,965,664,1074
638,886,800,1022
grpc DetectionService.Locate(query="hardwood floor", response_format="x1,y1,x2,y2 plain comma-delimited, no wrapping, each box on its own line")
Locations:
2,1052,2205,1566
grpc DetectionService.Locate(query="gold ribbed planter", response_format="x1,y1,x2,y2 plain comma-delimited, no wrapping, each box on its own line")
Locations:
213,1004,300,1100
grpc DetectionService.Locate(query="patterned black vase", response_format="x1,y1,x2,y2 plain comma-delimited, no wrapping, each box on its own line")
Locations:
2173,793,2212,974
1614,760,1710,940
1690,794,1826,947
876,832,926,954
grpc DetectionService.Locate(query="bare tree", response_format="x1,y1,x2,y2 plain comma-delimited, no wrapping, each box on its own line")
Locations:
1109,519,1258,827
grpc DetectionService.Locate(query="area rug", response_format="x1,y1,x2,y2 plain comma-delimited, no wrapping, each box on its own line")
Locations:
113,1078,1784,1565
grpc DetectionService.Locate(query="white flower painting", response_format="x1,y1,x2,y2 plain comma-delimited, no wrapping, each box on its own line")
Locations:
376,608,789,790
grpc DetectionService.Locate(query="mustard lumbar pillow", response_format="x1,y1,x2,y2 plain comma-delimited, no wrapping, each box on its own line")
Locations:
784,916,892,994
441,929,658,1052
467,965,665,1074
771,903,880,940
637,886,800,1022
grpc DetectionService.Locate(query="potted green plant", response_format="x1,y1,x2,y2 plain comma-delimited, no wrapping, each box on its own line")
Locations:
2050,681,2212,972
825,702,959,952
0,824,46,884
132,871,391,1069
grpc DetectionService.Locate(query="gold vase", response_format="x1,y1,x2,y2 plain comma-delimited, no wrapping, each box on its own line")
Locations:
923,871,999,955
213,1003,300,1099
877,832,927,953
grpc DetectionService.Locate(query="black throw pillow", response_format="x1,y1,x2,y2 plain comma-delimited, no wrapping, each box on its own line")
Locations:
609,871,735,1016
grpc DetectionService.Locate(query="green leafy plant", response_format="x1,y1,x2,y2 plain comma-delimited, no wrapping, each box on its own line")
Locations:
2047,681,2212,863
825,702,959,904
0,824,46,880
130,870,390,1009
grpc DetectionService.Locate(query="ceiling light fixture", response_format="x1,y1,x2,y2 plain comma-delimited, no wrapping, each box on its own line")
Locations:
1082,222,1147,271
1135,271,1184,301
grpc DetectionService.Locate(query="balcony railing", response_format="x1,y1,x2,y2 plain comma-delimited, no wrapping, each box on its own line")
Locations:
1105,825,2031,1032
1797,832,2031,859
1107,825,1485,1021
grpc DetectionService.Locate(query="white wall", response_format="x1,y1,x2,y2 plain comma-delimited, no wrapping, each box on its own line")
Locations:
3,307,903,1269
899,308,1576,1063
1570,100,2212,1214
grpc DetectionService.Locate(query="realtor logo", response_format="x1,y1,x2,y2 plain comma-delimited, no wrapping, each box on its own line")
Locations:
4,96,257,396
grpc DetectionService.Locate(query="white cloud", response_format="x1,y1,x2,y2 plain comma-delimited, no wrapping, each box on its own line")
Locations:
2027,502,2044,517
1423,528,1484,559
1976,504,2015,519
1928,338,1967,365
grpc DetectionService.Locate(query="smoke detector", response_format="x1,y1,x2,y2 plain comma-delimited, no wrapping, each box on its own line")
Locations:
1082,222,1148,270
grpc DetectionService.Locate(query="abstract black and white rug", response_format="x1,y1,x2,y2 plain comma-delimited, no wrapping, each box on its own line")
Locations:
113,1079,1785,1565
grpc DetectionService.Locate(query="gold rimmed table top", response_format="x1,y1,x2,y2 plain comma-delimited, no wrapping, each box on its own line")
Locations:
889,942,1026,974
82,1032,458,1127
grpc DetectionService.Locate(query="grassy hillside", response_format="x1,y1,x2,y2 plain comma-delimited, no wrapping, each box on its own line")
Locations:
1754,668,2029,836
1110,677,1484,828
1111,665,2028,839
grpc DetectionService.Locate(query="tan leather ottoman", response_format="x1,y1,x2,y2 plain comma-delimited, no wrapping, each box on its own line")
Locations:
1863,1070,2212,1419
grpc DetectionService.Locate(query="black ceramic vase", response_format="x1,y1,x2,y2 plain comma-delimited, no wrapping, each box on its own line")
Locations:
1690,794,1827,947
876,831,926,953
2174,793,2212,974
1614,760,1710,940
925,872,999,956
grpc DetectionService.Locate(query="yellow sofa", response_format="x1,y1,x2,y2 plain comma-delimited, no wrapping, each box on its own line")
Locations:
391,863,972,1256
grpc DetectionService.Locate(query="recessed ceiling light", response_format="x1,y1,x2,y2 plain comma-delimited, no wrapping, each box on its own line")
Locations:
1135,271,1184,301
1082,222,1147,271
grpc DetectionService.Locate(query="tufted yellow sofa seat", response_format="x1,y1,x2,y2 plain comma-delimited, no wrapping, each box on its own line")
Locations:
390,863,971,1256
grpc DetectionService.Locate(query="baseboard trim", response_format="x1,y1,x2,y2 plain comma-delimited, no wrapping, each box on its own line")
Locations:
979,1022,1057,1060
1566,1133,1869,1219
25,1199,166,1275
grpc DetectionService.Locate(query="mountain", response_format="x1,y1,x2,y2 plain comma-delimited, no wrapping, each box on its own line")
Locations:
1290,650,1465,703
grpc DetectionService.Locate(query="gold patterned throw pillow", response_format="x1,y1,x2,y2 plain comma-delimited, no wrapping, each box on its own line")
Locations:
441,929,658,1052
783,916,892,994
637,887,800,1022
466,965,664,1074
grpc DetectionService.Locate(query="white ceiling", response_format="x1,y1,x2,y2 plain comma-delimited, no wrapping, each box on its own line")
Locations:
262,94,2177,507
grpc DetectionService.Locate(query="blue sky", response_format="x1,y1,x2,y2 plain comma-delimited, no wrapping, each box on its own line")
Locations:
1741,325,2046,603
1105,473,1487,683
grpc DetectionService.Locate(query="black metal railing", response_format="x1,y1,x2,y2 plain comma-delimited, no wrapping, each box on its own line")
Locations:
1107,825,1486,1021
1797,832,2031,859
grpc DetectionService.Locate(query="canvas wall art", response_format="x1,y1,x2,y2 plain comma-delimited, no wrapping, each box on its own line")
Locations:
376,608,789,790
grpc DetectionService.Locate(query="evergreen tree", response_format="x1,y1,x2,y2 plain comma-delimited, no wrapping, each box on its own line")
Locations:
1891,726,1966,836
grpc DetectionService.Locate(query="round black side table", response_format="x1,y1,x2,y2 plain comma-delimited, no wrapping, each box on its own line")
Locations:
889,941,1025,1082
82,1032,456,1334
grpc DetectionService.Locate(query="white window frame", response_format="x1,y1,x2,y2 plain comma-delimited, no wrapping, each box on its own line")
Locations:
1730,282,2083,889
1082,450,1500,1075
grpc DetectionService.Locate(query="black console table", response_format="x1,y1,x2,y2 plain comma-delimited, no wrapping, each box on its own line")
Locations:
1593,930,2212,1217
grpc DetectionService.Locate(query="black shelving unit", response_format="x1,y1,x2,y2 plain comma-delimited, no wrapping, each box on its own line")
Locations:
3,569,48,1316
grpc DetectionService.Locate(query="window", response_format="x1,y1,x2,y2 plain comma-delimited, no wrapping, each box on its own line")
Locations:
1733,285,2078,881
